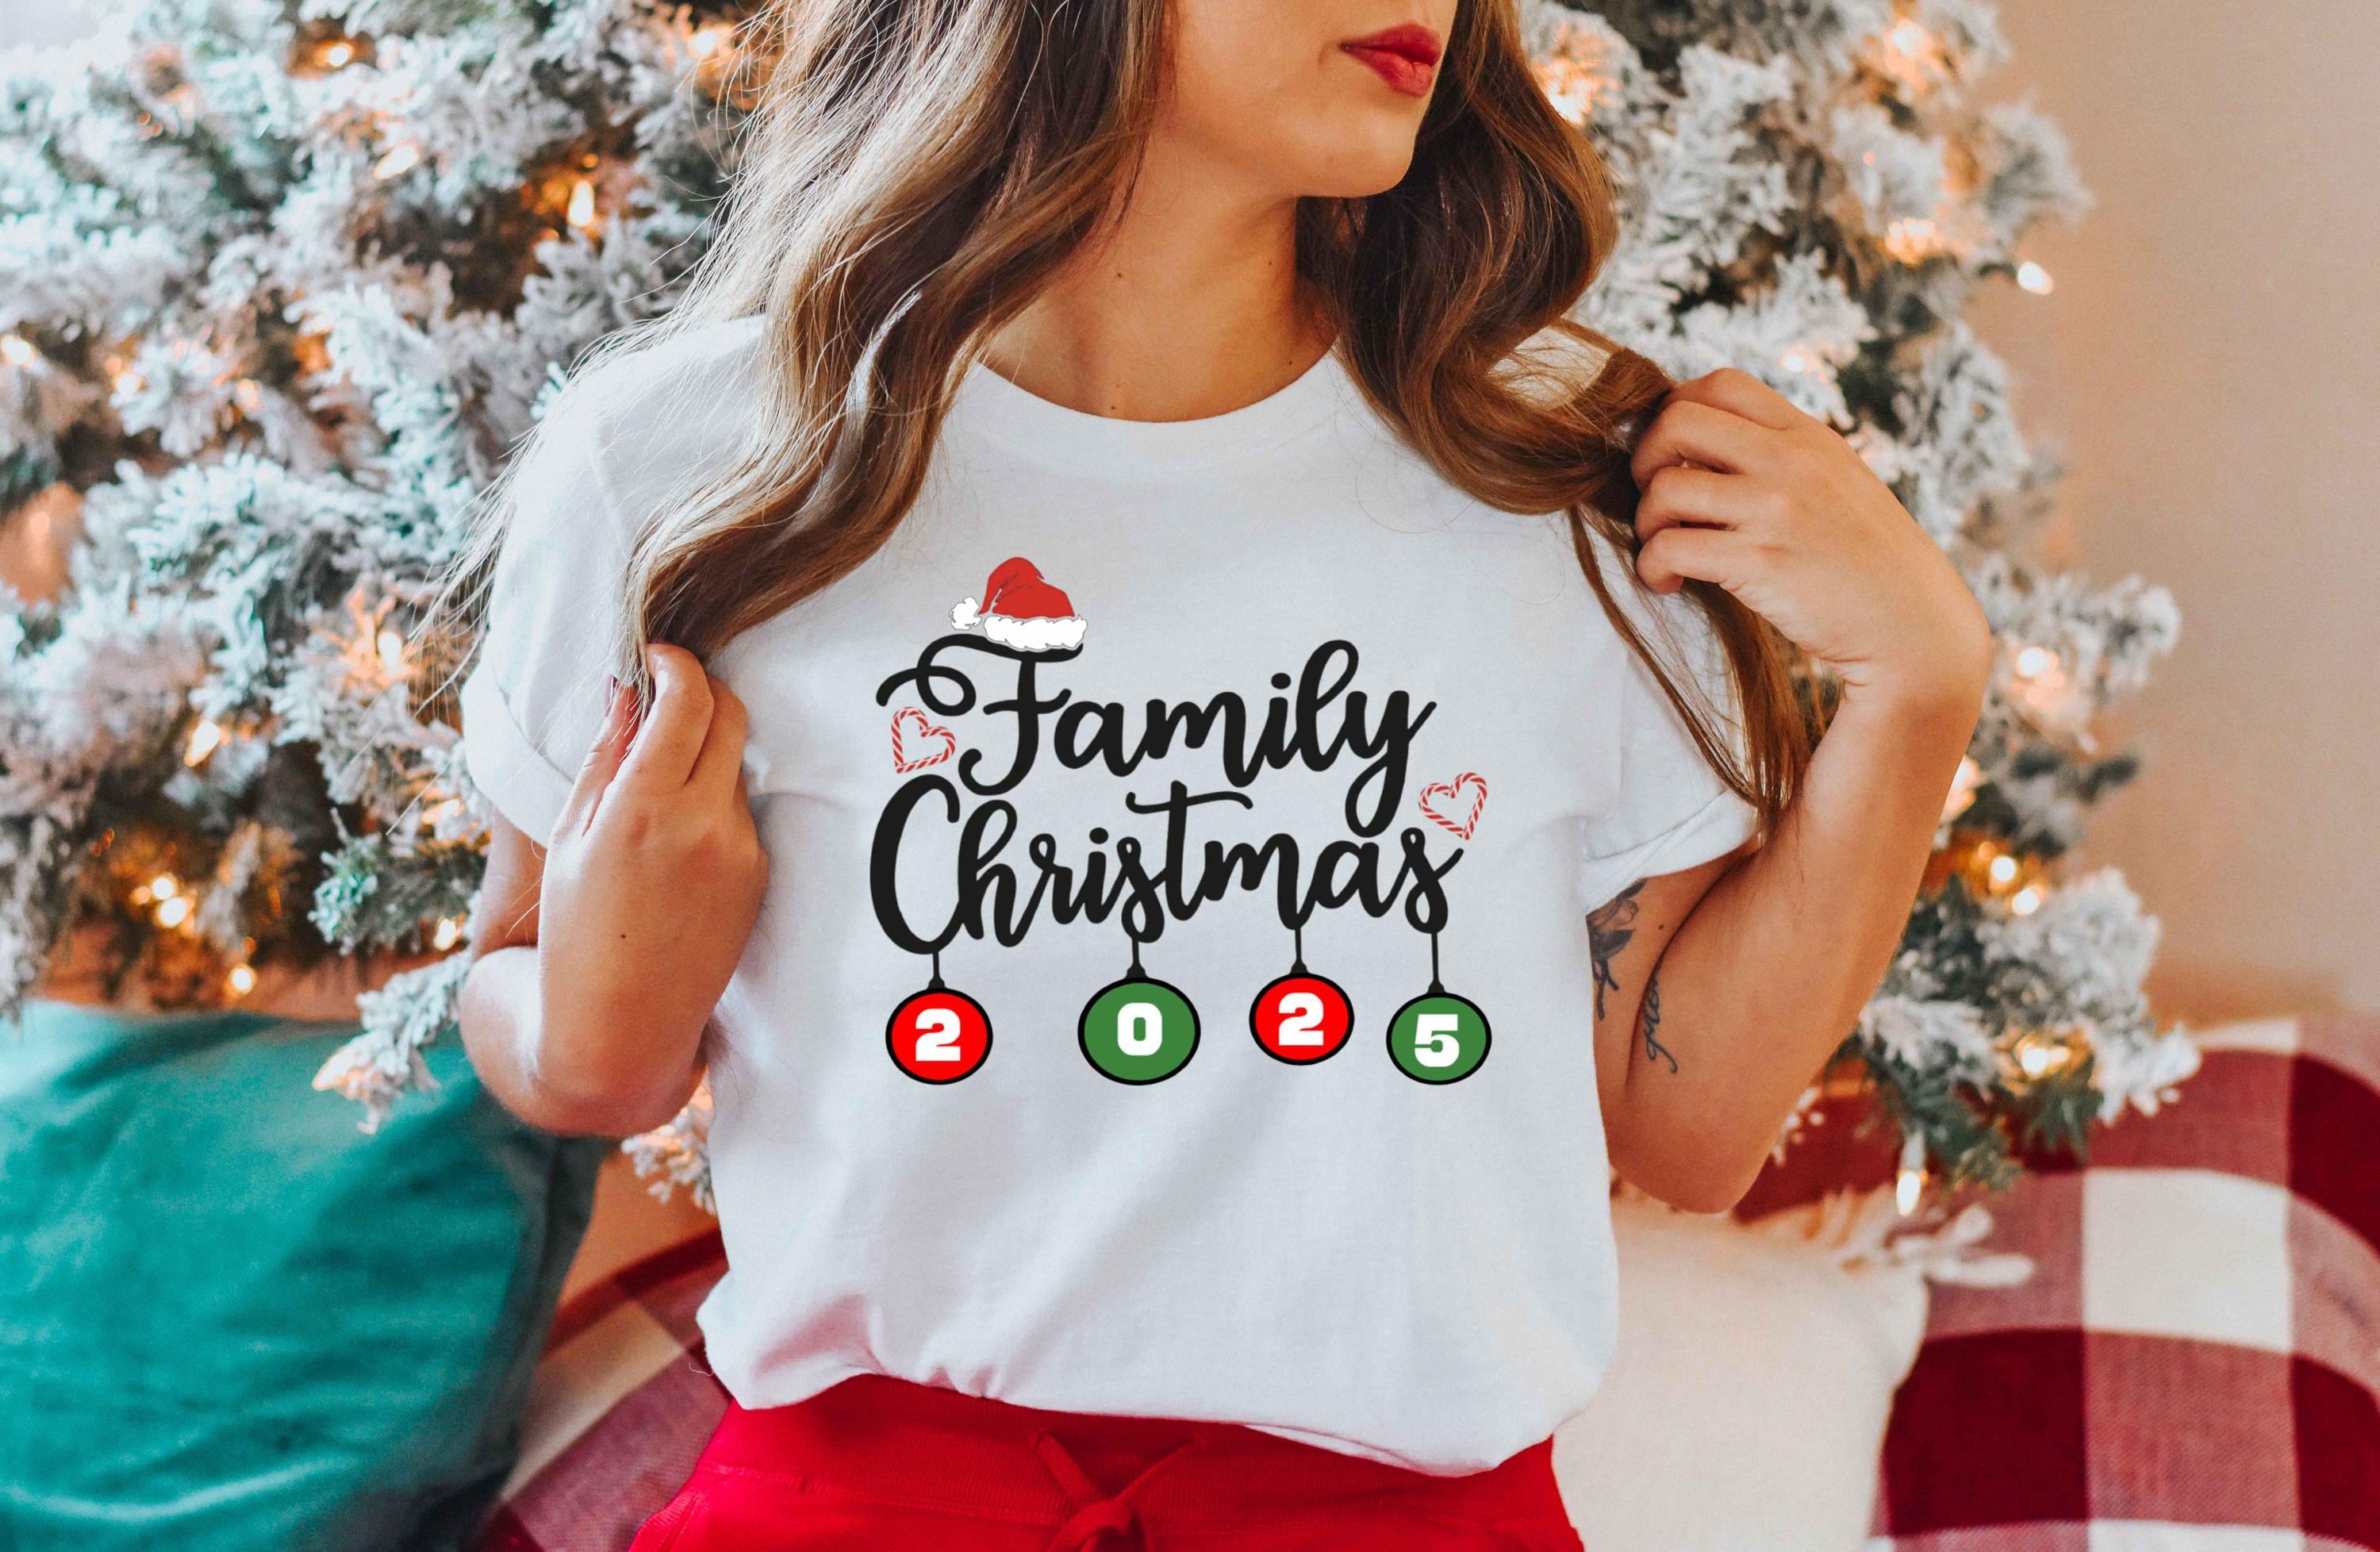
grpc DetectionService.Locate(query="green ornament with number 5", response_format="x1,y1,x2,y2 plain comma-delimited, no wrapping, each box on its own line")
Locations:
1387,993,1491,1084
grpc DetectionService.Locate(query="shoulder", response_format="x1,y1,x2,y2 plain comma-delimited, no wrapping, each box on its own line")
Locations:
534,313,771,518
480,314,769,630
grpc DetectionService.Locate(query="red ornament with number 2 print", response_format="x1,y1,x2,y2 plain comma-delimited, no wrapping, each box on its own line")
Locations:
1250,970,1353,1064
887,982,992,1083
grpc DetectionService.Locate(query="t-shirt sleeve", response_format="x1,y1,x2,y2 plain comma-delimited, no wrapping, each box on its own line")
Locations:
458,394,634,843
1575,549,1762,914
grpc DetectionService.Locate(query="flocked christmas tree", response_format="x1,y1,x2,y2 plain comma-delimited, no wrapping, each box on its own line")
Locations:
0,0,2195,1207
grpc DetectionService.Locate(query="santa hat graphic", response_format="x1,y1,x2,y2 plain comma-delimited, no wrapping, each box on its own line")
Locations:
950,556,1087,652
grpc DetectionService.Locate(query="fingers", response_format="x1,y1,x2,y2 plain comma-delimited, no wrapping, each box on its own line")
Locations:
686,678,750,805
1664,367,1800,431
1635,524,1743,595
558,673,639,836
1633,464,1745,542
616,643,714,793
1630,398,1779,490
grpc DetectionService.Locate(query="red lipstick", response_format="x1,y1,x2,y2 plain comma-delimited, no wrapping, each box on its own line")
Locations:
1340,22,1442,98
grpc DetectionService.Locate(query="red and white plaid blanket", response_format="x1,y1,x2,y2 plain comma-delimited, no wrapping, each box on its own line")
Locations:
1867,1012,2380,1551
482,1015,2380,1552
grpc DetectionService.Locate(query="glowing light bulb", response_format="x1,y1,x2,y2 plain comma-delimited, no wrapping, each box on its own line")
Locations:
113,367,145,396
566,178,597,232
1942,757,1982,823
1894,1133,1926,1216
689,24,731,56
2014,645,2056,679
151,874,179,901
2016,1034,2059,1077
227,963,258,997
1873,17,1946,89
156,896,193,928
319,39,355,68
1534,57,1604,125
2016,261,2055,295
1987,853,2020,888
0,334,34,367
374,143,421,180
432,916,465,951
2010,885,2043,916
377,628,407,675
184,719,225,766
1884,217,1946,263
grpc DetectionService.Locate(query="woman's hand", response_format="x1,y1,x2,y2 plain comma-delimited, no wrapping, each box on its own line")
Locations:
1629,367,1991,713
525,643,767,1123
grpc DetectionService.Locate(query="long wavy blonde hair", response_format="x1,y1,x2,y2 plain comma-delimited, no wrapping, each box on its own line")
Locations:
457,0,1809,832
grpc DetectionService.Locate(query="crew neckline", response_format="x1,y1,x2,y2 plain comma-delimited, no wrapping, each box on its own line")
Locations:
948,345,1358,472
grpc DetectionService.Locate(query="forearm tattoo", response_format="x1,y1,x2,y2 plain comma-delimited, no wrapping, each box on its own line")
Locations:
1589,878,1678,1072
1585,878,1645,1020
1639,967,1678,1074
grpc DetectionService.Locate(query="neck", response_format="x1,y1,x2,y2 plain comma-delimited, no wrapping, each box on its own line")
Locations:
982,137,1332,422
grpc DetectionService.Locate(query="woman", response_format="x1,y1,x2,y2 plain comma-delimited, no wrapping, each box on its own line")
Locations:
452,0,1988,1545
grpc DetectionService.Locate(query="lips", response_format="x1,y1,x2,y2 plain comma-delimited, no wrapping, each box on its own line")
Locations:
1340,22,1442,98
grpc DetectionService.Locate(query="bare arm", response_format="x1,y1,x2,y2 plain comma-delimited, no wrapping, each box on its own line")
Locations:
1588,368,1989,1214
458,644,766,1137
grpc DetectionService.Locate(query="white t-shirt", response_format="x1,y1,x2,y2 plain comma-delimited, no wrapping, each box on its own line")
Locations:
462,314,1756,1474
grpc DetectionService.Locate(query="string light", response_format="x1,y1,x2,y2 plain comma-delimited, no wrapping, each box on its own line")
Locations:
374,142,421,180
226,963,258,997
155,895,193,929
2016,261,2055,295
1871,16,1948,92
1948,837,2046,910
150,873,179,901
1942,757,1982,823
1883,217,1948,263
687,23,743,94
2009,1028,2082,1081
1534,57,1605,125
232,378,263,414
566,178,598,233
184,719,225,766
376,628,408,677
1894,1132,1926,1216
318,39,356,69
0,334,35,367
2007,643,2079,727
431,916,465,951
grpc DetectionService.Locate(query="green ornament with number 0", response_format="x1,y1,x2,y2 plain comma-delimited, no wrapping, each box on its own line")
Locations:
1079,977,1200,1084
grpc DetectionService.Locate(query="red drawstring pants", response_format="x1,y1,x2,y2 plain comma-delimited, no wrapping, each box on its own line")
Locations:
627,1373,1584,1550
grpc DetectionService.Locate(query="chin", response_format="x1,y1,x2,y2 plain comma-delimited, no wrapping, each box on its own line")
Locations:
1295,128,1422,200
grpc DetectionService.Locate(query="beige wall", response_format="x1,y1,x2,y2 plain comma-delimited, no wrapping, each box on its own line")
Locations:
1973,0,2380,1018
